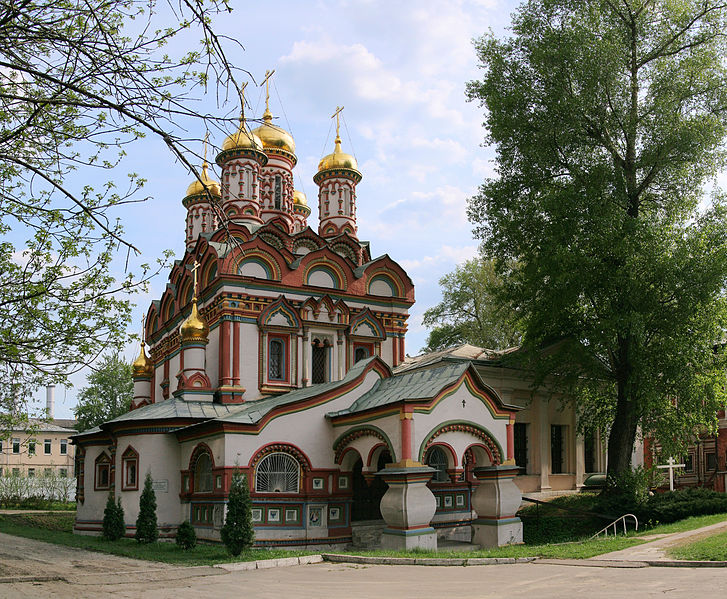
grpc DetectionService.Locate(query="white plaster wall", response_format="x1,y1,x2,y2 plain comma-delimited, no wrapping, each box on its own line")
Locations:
413,384,509,466
380,338,393,366
169,353,181,395
115,433,182,528
239,322,260,396
76,445,110,524
222,369,386,468
207,324,221,389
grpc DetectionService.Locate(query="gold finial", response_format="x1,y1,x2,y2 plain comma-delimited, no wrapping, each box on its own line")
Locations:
260,69,275,121
140,313,147,344
331,106,344,142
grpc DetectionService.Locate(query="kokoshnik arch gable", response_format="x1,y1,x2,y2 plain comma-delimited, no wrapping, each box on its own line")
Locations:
71,91,530,550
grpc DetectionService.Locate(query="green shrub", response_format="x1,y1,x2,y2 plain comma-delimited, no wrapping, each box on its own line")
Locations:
135,472,158,543
221,471,254,556
640,488,727,524
176,520,197,550
102,494,125,540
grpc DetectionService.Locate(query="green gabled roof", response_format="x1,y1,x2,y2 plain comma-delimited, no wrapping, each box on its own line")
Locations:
103,398,243,425
185,356,380,427
326,361,471,418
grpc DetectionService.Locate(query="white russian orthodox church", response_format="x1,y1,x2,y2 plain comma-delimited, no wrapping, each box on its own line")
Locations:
71,92,591,550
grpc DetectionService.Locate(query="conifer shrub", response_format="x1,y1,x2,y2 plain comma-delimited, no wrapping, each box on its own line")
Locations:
221,471,254,556
135,472,158,543
102,494,125,541
176,519,197,550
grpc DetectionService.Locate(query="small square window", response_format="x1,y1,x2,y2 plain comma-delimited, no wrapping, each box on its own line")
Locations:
11,468,19,476
59,468,67,478
12,439,19,454
28,468,35,477
44,439,52,455
0,440,3,453
28,441,36,456
60,439,68,455
216,475,222,489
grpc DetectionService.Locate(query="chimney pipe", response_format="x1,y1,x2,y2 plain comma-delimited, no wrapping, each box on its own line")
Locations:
46,385,55,420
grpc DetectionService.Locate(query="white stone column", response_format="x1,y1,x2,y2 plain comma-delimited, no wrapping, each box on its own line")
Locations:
471,465,523,548
539,396,551,490
576,433,585,488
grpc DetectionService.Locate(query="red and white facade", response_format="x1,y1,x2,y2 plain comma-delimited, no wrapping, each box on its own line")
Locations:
72,111,523,550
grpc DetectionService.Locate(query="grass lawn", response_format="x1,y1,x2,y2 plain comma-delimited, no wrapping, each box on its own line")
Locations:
3,509,727,565
0,513,310,566
667,530,727,561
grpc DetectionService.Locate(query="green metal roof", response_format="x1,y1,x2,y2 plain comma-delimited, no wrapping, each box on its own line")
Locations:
186,356,377,427
326,361,471,417
104,398,242,424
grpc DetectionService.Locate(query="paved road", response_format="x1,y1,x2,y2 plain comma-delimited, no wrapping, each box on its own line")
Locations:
4,560,727,599
2,530,727,598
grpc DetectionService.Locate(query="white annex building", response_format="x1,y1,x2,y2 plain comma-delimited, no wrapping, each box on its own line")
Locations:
72,91,601,550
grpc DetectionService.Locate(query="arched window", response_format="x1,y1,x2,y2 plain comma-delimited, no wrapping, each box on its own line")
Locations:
269,338,285,380
426,446,449,483
354,346,369,363
255,452,300,493
194,452,213,493
274,175,282,209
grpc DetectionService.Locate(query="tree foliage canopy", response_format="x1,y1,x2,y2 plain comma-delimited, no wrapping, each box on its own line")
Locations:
467,0,727,474
0,0,242,418
422,256,521,352
73,354,133,431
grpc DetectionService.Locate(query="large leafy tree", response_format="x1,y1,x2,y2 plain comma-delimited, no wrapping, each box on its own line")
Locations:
74,354,133,431
422,256,521,352
0,0,243,424
467,0,727,476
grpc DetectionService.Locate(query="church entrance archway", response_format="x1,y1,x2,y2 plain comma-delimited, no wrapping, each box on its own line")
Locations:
351,450,391,521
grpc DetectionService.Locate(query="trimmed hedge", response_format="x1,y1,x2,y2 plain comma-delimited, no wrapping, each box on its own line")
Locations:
640,488,727,524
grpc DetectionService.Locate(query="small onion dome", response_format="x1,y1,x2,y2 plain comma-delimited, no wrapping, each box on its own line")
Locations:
180,299,209,343
185,163,221,198
131,342,154,377
221,123,264,152
293,190,307,206
317,135,358,173
251,107,296,154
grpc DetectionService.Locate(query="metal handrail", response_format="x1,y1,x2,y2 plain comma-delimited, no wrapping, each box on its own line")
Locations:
589,513,638,539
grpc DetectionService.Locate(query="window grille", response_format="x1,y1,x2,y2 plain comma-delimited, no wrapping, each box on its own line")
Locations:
426,446,449,482
255,452,299,493
312,343,326,384
269,339,284,380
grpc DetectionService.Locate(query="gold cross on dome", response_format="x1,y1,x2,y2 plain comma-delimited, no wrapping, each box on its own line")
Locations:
260,69,275,113
203,131,209,169
190,260,201,298
331,106,344,139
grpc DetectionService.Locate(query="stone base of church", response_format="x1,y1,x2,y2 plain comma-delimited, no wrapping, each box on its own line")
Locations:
471,517,523,548
381,527,438,551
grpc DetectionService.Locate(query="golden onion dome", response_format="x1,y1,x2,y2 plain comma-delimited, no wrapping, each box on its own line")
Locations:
185,163,221,198
131,342,154,377
293,190,307,206
251,108,296,154
180,299,209,343
221,123,264,152
317,135,358,173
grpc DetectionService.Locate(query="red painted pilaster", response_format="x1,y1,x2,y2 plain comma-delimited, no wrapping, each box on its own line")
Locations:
221,319,232,386
506,419,515,462
232,321,240,385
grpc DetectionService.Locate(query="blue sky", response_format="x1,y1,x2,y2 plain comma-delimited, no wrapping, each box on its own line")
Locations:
33,0,523,417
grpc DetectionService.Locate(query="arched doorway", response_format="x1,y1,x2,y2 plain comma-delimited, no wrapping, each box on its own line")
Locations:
351,450,391,521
